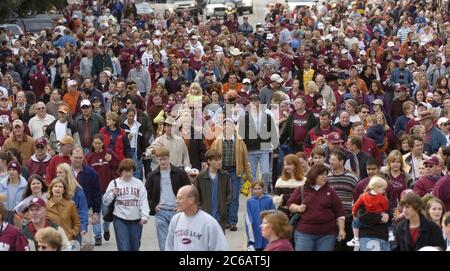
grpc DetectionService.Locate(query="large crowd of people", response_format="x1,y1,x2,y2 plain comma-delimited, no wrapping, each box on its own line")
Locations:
1,0,450,251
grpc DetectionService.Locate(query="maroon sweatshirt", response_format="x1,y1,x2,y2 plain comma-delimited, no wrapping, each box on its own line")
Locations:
264,239,294,251
413,175,441,197
0,222,29,251
85,149,119,193
432,175,450,211
287,183,345,235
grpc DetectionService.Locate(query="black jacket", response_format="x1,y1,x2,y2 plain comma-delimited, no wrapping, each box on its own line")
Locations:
145,165,190,215
394,214,445,251
239,109,278,152
279,110,317,150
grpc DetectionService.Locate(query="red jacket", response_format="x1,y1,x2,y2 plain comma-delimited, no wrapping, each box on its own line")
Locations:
352,192,389,216
100,127,128,161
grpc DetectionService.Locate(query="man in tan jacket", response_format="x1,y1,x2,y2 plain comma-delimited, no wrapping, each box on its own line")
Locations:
210,118,252,231
2,119,35,162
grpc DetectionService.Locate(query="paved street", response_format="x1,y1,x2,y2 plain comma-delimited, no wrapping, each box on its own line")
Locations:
96,195,248,251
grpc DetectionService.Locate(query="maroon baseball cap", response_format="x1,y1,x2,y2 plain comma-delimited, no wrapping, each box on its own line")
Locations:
327,132,344,143
28,197,46,208
35,137,48,147
7,161,21,172
423,156,439,166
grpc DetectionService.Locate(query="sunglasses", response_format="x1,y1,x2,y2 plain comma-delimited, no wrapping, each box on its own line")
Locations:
424,165,434,168
81,106,90,109
36,144,45,149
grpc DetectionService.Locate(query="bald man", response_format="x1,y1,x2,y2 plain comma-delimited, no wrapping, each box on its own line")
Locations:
165,185,229,251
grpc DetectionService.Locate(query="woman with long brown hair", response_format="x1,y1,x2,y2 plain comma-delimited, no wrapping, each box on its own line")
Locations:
273,154,305,217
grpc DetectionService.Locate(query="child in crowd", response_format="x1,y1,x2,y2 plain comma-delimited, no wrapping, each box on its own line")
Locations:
347,176,389,249
245,181,276,251
310,147,329,167
366,114,386,150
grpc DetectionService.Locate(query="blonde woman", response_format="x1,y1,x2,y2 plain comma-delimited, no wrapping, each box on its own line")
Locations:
55,163,89,237
304,81,320,110
46,178,80,241
381,150,413,204
186,82,203,104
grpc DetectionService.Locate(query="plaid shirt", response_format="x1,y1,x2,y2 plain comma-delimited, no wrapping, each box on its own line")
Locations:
222,139,236,168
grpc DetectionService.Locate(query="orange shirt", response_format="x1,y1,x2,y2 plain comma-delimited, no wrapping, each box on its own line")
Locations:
222,83,243,95
63,90,80,115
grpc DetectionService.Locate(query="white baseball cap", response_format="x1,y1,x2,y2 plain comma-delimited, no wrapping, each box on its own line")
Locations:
80,99,91,107
387,41,395,47
270,74,283,83
266,33,274,40
437,117,449,126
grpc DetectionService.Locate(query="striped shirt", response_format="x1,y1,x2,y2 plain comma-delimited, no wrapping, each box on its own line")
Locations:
397,27,411,43
327,170,359,215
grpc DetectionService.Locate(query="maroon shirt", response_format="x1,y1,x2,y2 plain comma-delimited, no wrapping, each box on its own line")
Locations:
85,149,119,193
390,173,408,202
432,175,450,211
293,111,309,143
287,183,345,235
0,222,29,251
264,239,294,251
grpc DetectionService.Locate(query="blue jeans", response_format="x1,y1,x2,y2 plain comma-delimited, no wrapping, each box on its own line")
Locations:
359,237,391,251
248,151,271,192
131,148,143,180
99,200,111,237
155,209,177,251
294,231,337,251
226,168,242,225
112,216,143,251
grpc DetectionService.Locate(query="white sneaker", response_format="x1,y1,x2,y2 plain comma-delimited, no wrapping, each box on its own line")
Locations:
346,238,360,247
388,231,395,242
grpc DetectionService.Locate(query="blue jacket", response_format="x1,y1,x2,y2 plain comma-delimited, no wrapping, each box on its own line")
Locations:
245,193,276,249
53,35,77,48
390,68,413,87
76,165,102,214
0,176,27,210
73,186,89,232
425,127,448,155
